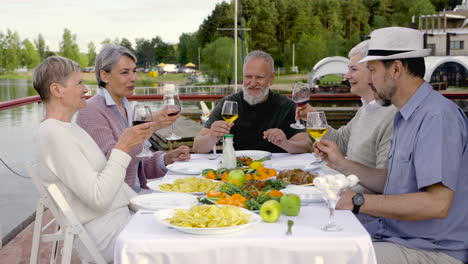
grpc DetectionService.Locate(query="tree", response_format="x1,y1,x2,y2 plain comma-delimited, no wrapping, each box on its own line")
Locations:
197,2,233,47
178,32,199,65
87,42,96,66
21,39,41,69
59,28,80,63
296,33,326,72
201,37,242,84
79,53,88,68
249,0,279,58
0,29,22,72
135,38,156,68
34,34,48,60
120,38,134,52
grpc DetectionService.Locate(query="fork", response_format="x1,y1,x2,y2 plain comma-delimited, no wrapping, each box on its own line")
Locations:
286,220,294,235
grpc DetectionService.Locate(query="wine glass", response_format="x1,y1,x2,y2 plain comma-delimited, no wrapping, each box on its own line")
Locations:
133,105,154,158
306,111,328,164
221,101,238,123
163,93,182,140
290,82,310,129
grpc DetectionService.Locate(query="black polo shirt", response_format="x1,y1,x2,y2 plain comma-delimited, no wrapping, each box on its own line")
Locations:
204,90,304,153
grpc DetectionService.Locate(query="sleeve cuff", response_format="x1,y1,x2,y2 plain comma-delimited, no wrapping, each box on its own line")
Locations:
109,148,132,168
158,153,168,172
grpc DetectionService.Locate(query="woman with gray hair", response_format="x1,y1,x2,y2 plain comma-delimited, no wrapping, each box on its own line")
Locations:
297,40,397,194
33,56,154,261
77,44,190,193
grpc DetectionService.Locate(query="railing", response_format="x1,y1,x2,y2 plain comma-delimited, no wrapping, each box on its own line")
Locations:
1,93,468,111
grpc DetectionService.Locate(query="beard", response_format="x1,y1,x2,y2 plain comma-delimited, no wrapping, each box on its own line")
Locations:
243,85,270,105
370,84,392,106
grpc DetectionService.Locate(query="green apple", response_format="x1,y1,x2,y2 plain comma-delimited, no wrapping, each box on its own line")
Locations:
227,169,245,187
260,200,282,223
280,194,301,216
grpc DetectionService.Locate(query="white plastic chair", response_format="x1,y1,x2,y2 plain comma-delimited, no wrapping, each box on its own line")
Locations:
26,162,106,264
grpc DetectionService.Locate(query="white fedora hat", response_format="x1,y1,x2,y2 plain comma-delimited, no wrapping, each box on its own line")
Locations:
360,27,431,63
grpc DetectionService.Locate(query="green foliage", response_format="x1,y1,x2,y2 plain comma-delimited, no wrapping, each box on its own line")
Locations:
59,28,81,63
0,29,22,72
34,34,48,60
79,53,88,68
120,38,134,52
201,37,242,84
296,34,326,72
178,32,199,65
21,39,41,69
87,42,97,67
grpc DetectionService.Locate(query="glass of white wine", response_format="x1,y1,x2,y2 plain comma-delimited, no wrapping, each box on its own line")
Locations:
306,111,328,164
221,101,238,123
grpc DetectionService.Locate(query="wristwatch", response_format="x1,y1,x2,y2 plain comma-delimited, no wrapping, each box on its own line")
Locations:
352,193,365,214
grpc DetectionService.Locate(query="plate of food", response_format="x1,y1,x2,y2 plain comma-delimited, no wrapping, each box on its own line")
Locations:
166,162,218,175
153,204,261,235
130,193,199,211
235,150,271,162
147,177,222,195
276,169,318,185
281,185,323,203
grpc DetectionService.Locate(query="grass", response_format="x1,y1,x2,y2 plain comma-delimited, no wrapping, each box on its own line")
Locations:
0,72,31,80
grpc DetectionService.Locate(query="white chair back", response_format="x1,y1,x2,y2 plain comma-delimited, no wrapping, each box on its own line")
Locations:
26,162,107,264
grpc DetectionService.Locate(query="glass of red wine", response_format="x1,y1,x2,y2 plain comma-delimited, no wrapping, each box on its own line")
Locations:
133,105,154,158
290,82,310,129
163,93,182,140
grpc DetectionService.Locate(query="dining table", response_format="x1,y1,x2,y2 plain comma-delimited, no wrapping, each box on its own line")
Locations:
114,152,377,264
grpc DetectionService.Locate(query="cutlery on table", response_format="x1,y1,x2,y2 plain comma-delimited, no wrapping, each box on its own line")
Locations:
286,220,294,235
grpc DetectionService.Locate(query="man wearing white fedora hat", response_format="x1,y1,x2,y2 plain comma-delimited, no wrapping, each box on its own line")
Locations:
331,27,468,264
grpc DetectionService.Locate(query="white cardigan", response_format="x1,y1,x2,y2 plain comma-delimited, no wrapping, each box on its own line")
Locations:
35,119,137,224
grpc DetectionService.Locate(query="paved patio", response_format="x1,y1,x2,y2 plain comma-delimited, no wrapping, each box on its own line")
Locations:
0,210,80,263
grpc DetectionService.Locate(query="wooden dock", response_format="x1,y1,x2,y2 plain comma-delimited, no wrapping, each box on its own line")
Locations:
150,116,204,151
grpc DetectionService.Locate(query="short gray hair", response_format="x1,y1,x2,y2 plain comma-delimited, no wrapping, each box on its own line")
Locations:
348,40,369,59
32,56,80,102
243,50,274,72
95,44,137,88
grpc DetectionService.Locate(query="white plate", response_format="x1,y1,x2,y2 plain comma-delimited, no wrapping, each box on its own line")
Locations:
282,185,323,203
147,178,221,195
235,150,271,160
166,162,218,175
271,160,322,171
153,206,261,235
130,193,198,211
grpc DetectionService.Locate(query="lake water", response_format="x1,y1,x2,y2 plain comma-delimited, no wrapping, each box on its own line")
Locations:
0,79,42,244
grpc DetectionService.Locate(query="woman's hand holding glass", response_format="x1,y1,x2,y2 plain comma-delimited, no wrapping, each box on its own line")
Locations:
115,120,154,154
151,105,179,131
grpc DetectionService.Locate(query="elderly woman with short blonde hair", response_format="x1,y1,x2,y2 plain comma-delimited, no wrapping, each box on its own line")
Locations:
33,56,154,262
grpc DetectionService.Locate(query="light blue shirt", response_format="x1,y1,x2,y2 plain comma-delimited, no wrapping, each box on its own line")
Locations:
98,88,166,193
364,82,468,262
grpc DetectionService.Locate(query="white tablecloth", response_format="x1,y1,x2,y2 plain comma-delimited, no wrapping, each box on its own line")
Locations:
114,153,377,264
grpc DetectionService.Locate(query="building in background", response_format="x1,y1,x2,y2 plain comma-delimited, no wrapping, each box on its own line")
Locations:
419,0,468,88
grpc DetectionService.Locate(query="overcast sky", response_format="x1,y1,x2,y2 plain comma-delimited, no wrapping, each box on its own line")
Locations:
1,0,227,52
